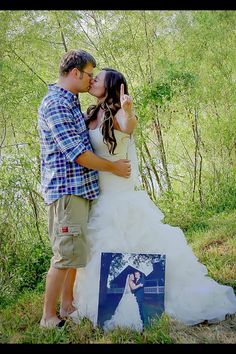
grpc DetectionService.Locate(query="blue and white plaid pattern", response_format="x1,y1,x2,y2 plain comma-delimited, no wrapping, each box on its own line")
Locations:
38,84,99,205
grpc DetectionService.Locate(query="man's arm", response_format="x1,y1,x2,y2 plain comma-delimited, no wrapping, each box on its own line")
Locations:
45,102,131,178
76,150,131,178
129,280,144,290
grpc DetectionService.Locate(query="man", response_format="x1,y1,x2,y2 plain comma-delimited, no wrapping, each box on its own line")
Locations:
38,49,131,328
133,271,145,325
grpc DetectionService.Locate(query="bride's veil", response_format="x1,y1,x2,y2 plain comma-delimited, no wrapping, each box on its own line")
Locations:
122,274,131,298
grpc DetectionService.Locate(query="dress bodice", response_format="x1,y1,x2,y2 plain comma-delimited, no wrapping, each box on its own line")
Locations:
89,128,135,194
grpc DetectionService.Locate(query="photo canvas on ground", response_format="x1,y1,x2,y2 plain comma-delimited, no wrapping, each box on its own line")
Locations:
97,252,166,330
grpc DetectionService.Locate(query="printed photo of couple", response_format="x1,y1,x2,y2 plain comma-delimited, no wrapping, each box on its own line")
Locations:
97,252,166,331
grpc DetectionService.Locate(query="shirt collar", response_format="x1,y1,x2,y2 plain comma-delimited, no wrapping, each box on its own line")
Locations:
48,84,79,103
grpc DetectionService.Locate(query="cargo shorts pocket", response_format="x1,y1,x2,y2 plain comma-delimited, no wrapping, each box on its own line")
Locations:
54,223,81,259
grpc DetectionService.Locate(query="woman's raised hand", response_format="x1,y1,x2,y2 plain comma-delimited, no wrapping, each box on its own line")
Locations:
120,83,133,113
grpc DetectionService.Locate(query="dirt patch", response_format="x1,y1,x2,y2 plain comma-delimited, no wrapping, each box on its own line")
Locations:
168,314,236,343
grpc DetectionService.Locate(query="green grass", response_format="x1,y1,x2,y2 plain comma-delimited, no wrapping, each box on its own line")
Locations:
0,291,172,343
0,210,235,343
185,210,236,288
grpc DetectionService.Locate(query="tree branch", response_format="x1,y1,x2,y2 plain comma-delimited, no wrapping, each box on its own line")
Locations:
9,47,47,86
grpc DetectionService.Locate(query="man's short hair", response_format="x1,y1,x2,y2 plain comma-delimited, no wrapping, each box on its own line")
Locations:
59,49,96,76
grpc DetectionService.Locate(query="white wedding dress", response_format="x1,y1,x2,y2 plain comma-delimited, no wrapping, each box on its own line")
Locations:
73,128,236,329
103,274,143,332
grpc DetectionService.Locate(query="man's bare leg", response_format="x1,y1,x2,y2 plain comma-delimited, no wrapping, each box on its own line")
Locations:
60,268,77,316
40,266,69,327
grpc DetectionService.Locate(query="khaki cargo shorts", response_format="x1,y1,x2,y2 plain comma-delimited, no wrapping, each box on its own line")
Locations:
48,195,90,269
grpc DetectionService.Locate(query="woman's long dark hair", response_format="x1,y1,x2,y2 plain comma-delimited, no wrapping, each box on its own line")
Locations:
86,68,128,154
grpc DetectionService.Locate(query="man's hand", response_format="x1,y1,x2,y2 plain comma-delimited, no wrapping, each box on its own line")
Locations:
112,159,131,178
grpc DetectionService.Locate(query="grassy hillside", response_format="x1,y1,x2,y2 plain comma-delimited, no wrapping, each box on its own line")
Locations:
186,210,236,288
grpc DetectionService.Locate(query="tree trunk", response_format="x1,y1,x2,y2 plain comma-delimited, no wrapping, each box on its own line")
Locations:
153,104,172,192
142,139,163,193
191,108,203,205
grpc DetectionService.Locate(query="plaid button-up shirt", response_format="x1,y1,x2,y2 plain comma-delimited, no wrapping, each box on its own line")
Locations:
38,84,99,205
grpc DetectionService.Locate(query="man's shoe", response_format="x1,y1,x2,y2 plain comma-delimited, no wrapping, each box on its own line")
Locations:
56,319,66,328
59,308,81,324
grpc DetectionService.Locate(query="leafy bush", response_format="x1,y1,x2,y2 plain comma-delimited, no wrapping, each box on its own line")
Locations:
0,236,51,308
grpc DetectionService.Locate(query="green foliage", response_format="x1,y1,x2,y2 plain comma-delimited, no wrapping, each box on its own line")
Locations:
205,182,236,214
0,237,51,308
148,82,173,105
157,171,236,232
157,190,210,232
138,69,197,108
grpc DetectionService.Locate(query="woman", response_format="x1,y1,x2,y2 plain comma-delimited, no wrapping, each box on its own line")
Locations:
73,68,236,329
103,274,143,332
